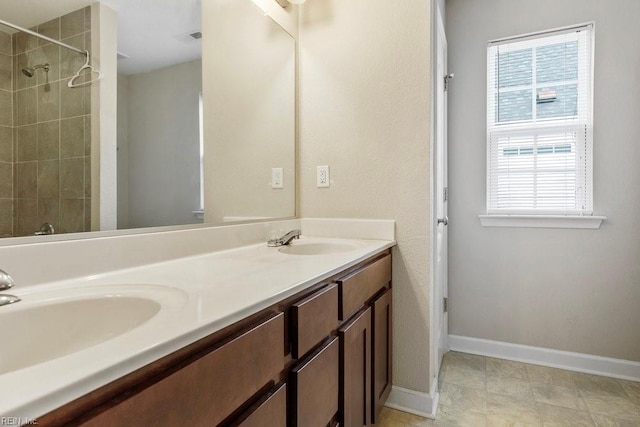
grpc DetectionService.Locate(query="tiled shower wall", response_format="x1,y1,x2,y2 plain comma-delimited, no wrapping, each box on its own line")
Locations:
2,7,92,237
0,29,13,237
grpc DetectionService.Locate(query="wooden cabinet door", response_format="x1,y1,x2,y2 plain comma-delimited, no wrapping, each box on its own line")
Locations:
290,337,339,427
233,383,287,427
339,307,371,427
371,289,392,424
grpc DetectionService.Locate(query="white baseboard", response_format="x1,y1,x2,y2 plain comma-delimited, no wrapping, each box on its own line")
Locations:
384,381,439,420
449,334,640,382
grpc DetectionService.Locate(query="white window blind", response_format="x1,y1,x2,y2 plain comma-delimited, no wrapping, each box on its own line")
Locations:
487,25,594,215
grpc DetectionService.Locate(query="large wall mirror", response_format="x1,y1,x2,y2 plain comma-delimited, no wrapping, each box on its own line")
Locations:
0,0,296,242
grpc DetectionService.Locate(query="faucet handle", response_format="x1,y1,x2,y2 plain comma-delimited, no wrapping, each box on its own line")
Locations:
35,222,55,236
0,269,14,291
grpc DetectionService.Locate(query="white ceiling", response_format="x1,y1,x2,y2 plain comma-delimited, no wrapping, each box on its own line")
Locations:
0,0,202,75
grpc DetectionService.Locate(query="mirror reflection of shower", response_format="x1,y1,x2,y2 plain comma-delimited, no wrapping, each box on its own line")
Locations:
21,63,50,78
0,6,95,238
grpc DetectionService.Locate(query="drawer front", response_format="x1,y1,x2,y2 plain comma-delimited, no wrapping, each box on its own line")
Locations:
234,383,287,427
291,337,339,427
82,313,285,427
338,254,391,321
292,284,339,359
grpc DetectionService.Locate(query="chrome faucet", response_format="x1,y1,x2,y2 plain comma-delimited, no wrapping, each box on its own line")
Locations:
267,229,301,247
35,222,55,236
0,269,20,307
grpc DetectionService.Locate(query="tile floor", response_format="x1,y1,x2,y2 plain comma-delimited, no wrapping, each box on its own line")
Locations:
377,351,640,426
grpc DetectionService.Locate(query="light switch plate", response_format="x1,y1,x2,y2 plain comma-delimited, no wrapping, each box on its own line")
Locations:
317,165,330,188
272,168,284,189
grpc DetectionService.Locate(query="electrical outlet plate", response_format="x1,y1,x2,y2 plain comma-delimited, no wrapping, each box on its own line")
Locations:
272,168,284,189
317,165,330,188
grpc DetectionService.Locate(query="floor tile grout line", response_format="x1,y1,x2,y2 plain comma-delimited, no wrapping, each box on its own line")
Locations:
440,352,640,425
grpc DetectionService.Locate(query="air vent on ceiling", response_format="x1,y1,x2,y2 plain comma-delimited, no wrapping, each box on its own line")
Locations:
174,30,203,44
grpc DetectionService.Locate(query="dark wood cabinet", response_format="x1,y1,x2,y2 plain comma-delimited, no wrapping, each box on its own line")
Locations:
81,313,285,427
339,307,372,427
40,250,392,427
291,284,338,359
337,254,391,321
232,383,287,427
336,254,392,426
371,288,392,424
290,337,339,427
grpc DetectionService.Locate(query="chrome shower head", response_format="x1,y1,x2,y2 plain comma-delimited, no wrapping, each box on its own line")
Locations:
21,63,50,78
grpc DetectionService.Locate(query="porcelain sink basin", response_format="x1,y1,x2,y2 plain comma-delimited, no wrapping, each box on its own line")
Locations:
278,240,362,256
0,285,186,375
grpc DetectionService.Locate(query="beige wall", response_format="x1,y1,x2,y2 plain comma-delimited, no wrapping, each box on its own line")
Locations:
92,2,118,231
119,60,202,229
447,0,640,361
299,0,432,392
203,0,295,224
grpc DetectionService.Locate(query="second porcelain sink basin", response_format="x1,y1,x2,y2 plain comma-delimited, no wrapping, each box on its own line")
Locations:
0,285,186,376
278,240,362,256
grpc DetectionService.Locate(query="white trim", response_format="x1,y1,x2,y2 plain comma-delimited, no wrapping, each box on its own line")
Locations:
488,22,594,45
449,335,640,382
222,216,273,223
479,214,605,229
384,382,440,420
486,25,595,215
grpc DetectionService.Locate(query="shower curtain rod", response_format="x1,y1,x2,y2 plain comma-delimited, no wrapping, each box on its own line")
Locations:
0,18,87,56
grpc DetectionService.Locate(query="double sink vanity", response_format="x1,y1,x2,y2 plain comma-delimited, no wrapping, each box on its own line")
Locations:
0,219,395,426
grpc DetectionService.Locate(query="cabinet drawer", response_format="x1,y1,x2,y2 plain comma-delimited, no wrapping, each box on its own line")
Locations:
232,383,287,427
82,313,285,427
338,255,391,321
290,337,339,427
291,284,338,359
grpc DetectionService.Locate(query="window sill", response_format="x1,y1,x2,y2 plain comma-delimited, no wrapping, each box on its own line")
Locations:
478,214,606,229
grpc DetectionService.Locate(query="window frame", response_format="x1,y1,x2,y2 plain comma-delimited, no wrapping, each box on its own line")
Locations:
483,23,603,228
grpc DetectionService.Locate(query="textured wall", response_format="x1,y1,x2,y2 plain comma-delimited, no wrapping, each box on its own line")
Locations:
299,0,432,392
124,60,202,229
447,0,640,361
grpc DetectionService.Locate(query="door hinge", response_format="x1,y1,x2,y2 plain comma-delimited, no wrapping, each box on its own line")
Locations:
443,187,448,202
443,297,448,313
444,73,454,91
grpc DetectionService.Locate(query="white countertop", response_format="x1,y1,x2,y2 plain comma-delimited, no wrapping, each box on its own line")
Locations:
0,236,395,419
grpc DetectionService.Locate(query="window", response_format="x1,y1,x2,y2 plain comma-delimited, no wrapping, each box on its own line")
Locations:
199,92,204,212
486,25,594,216
192,92,204,221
